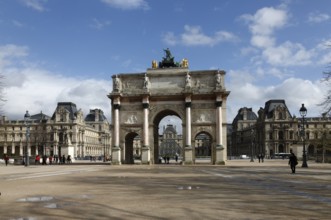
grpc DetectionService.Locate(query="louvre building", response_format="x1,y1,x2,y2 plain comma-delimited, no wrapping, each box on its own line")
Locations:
229,99,331,162
0,102,111,163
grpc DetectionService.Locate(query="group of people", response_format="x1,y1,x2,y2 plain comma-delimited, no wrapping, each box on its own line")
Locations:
159,154,179,164
34,154,72,165
3,150,299,173
257,154,265,163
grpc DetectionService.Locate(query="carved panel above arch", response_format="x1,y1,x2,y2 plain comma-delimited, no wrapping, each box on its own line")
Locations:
193,109,215,123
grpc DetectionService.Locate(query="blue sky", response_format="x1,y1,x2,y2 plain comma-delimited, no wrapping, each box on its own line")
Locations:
0,0,330,129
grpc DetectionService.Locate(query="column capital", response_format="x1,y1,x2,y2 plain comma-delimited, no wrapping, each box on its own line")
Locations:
113,104,121,110
215,101,222,107
185,102,191,108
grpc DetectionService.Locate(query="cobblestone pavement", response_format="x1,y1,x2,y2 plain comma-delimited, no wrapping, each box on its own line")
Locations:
0,160,330,220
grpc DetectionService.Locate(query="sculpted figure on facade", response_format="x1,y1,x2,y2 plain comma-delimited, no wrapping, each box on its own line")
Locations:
216,71,222,89
143,73,150,90
195,112,212,123
181,58,189,68
125,115,138,124
185,72,191,89
114,75,121,92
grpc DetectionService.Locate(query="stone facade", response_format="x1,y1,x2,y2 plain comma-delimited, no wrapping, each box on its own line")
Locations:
0,102,111,163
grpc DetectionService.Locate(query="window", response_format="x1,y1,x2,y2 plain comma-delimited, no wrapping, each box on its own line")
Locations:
278,131,284,140
278,112,283,120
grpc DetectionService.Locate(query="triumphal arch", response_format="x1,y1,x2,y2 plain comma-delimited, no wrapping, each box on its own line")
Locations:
108,49,230,165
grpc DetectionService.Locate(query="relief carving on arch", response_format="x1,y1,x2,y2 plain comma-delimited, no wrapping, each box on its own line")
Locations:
121,112,142,124
193,110,214,123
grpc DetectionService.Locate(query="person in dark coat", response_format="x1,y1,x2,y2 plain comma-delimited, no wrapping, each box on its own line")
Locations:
288,151,298,174
4,154,9,166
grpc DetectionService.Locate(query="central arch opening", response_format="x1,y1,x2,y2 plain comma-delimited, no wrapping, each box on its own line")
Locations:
124,132,141,164
194,132,212,164
153,110,183,164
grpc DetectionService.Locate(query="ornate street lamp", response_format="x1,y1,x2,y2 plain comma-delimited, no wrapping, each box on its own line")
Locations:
250,129,254,162
24,110,31,166
299,103,308,168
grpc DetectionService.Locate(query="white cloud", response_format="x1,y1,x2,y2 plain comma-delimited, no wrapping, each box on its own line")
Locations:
89,18,111,30
250,35,275,48
262,41,313,66
101,0,149,10
0,44,28,69
21,0,47,12
0,44,112,121
162,32,177,46
163,25,239,47
226,73,326,122
241,6,288,38
308,11,330,23
242,6,318,68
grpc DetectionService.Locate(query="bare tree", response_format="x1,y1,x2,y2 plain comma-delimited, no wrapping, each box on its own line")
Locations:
319,51,331,116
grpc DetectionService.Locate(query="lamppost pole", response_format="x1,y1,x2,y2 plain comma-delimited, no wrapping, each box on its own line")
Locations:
299,103,308,168
24,110,31,167
250,129,254,162
103,134,106,162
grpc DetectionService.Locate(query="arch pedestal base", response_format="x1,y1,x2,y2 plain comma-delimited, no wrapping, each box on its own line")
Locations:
141,146,151,164
112,146,121,165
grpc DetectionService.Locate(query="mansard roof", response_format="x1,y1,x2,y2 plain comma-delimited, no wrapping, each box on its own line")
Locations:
264,99,292,119
51,102,78,120
30,111,51,121
85,109,107,122
232,107,258,124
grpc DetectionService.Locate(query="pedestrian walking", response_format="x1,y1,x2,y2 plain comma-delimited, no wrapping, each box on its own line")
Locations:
49,155,53,165
42,155,47,165
288,151,298,174
35,155,40,165
4,154,9,166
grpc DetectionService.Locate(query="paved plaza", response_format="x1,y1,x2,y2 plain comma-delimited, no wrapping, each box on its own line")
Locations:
0,160,330,220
